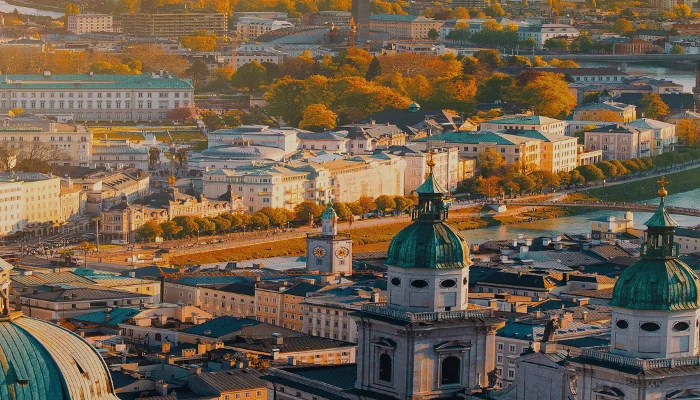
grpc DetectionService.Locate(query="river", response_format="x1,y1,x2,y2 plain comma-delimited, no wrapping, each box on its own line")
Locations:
459,188,700,244
0,0,62,17
578,61,697,92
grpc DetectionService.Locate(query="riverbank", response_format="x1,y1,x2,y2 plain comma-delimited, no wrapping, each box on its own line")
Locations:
574,167,700,202
3,0,62,13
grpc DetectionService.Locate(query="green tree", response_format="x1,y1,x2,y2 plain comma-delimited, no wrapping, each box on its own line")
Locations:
639,93,669,119
577,165,605,182
298,103,337,132
393,196,414,212
136,220,162,241
231,61,268,92
612,18,634,35
294,201,324,223
427,28,439,40
160,221,183,239
250,213,271,229
332,202,353,220
148,147,160,169
670,44,686,54
477,148,506,177
485,4,506,17
476,73,514,103
357,196,377,214
473,50,501,70
172,216,199,237
375,195,397,213
258,207,291,227
365,57,382,81
595,160,618,177
184,59,209,89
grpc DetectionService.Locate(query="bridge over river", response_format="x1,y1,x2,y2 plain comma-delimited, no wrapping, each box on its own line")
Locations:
498,201,700,217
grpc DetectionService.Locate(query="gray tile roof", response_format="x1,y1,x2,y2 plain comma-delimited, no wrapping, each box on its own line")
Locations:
228,335,355,353
21,287,148,302
189,369,266,395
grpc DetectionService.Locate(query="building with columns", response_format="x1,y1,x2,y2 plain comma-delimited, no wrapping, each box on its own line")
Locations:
305,203,353,276
264,168,504,400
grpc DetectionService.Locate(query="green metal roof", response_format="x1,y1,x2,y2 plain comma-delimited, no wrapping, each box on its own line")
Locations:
386,222,470,269
486,116,543,125
414,171,447,195
610,258,700,311
0,74,193,90
73,307,141,327
415,131,515,145
644,199,679,228
321,202,337,219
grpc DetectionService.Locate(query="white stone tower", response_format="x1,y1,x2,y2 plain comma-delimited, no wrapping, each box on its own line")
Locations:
353,167,503,399
305,202,352,276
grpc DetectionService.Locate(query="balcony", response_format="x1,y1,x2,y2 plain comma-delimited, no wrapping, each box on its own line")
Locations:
360,302,494,322
257,191,272,196
580,348,700,370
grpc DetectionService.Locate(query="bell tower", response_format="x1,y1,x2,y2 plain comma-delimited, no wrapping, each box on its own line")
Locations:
305,202,352,275
353,164,503,399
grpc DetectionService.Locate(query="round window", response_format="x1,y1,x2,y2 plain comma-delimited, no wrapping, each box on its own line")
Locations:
410,279,429,289
440,279,456,288
674,321,690,332
640,322,661,332
390,277,401,286
616,320,629,329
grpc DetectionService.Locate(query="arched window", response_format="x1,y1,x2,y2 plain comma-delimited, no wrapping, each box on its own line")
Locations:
154,333,162,341
441,356,460,385
379,353,392,382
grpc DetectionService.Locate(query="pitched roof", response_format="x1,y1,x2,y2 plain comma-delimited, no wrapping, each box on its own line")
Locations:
219,282,256,296
476,271,563,290
228,335,355,353
72,307,141,326
0,73,193,90
414,171,448,195
181,317,262,338
21,287,148,302
484,115,561,125
189,369,266,395
414,130,517,145
676,227,700,239
283,282,325,297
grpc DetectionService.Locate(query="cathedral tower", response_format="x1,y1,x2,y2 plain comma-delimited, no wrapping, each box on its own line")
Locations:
305,202,353,276
353,168,503,399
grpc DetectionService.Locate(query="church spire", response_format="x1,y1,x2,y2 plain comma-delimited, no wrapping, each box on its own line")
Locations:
642,176,679,260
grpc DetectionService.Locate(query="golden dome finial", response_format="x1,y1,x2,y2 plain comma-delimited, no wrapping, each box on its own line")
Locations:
657,176,668,198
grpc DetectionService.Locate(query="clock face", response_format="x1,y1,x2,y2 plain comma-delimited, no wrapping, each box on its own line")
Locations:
313,246,327,257
335,247,349,259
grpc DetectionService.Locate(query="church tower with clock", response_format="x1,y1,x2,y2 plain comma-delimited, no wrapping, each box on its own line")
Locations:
305,203,353,275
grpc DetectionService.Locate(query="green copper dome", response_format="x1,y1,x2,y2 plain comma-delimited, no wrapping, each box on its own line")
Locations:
610,258,700,311
386,171,470,269
610,186,700,311
321,202,337,219
387,222,470,269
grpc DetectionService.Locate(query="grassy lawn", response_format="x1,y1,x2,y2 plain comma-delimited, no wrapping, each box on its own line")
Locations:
576,168,700,202
89,126,202,143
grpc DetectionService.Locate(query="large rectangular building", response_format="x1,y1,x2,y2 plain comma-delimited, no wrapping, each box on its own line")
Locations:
120,11,227,39
67,14,114,34
0,127,92,166
369,14,443,40
0,72,194,122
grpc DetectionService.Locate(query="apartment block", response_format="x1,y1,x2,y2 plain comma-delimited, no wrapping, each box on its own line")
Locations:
120,11,227,39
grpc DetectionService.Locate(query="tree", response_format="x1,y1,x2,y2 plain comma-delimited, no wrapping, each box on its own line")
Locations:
513,175,535,193
548,59,579,68
427,28,439,40
148,147,161,169
172,216,199,237
231,61,268,92
568,170,585,185
332,202,353,220
474,176,501,197
184,59,209,89
544,38,569,50
612,18,634,35
258,207,293,227
167,107,197,123
595,160,618,177
670,44,686,54
477,148,506,177
473,50,501,70
639,93,669,119
294,201,324,223
347,202,364,216
393,196,414,212
676,119,700,146
250,213,271,229
136,221,163,242
357,196,377,214
180,32,219,52
375,195,397,213
673,3,691,17
365,57,382,81
298,104,337,132
507,71,576,118
476,73,514,103
0,141,69,173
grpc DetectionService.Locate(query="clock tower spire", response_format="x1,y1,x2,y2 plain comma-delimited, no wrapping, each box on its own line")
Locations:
305,202,353,276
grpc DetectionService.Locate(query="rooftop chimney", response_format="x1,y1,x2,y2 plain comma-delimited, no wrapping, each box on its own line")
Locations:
272,333,284,346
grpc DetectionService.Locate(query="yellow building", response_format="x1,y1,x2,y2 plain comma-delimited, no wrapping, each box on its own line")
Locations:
369,14,443,39
572,101,637,123
255,281,325,331
188,369,267,400
508,130,579,173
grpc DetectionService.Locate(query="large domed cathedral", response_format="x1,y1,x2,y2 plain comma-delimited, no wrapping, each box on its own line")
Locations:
0,260,119,399
352,161,504,399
